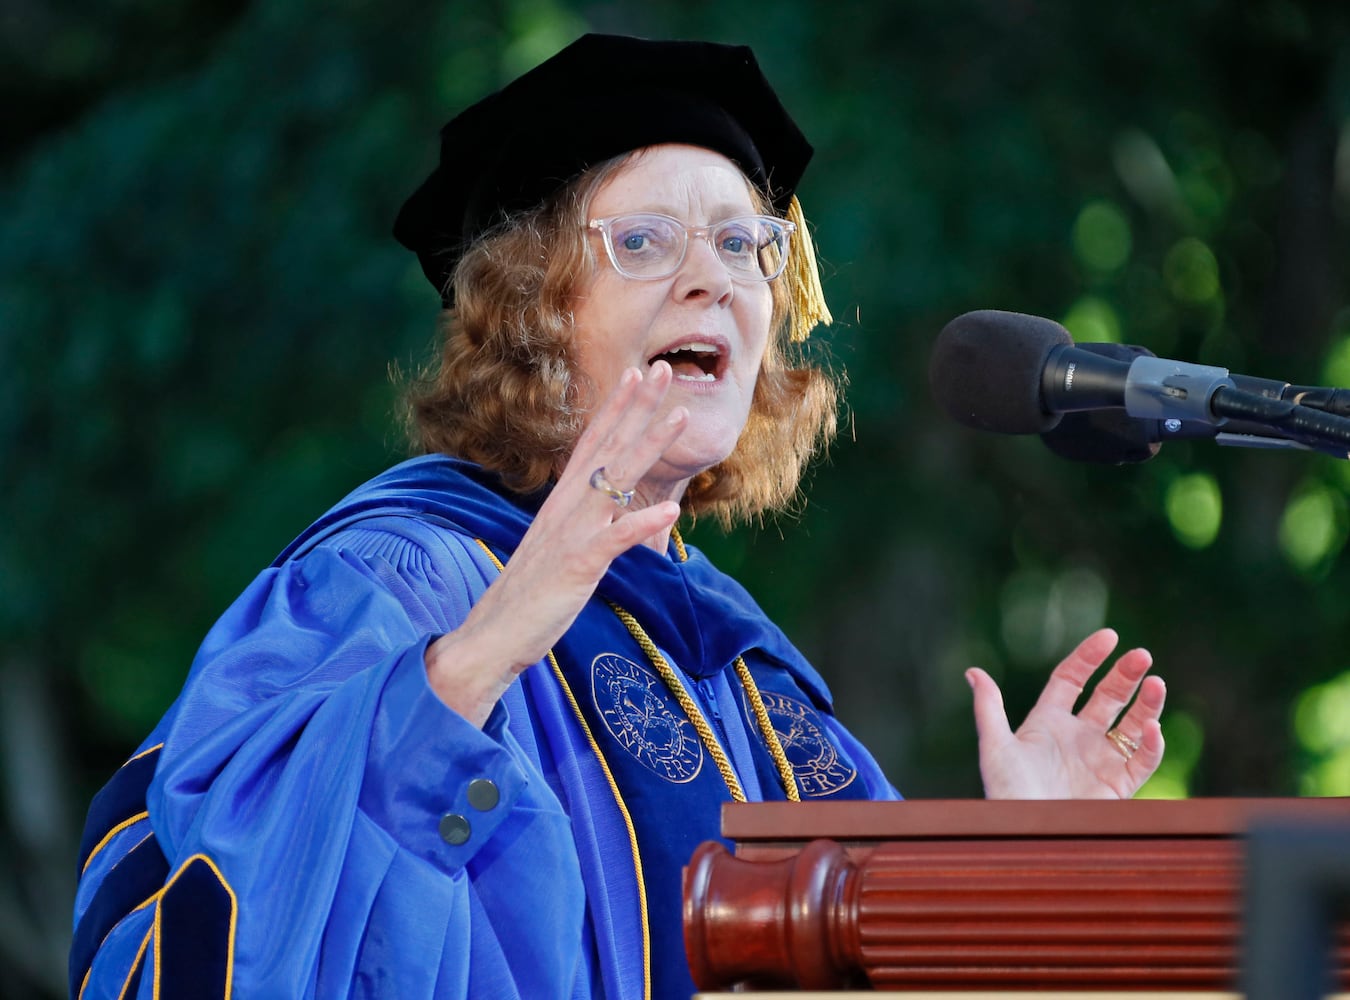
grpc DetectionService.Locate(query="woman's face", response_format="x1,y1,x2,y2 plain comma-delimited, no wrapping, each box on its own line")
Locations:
571,145,775,491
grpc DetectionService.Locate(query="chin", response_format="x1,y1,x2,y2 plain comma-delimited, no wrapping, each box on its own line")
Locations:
665,427,742,479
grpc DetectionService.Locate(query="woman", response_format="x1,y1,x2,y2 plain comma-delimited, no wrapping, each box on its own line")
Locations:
72,34,1165,1000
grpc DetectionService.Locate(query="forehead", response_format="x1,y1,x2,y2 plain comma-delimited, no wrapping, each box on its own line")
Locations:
589,144,758,216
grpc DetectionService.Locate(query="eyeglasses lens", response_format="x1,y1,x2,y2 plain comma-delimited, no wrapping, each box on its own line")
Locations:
604,215,789,281
608,216,682,278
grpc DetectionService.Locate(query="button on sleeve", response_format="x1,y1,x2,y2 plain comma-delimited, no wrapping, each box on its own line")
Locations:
437,813,471,846
466,778,500,811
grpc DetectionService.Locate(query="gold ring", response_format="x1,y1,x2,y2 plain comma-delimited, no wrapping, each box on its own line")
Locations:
589,467,634,508
1105,727,1140,760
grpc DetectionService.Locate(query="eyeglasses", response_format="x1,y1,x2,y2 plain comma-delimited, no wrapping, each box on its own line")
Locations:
587,213,796,282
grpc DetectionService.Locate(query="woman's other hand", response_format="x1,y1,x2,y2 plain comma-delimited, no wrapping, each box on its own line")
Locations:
967,628,1166,799
424,361,687,727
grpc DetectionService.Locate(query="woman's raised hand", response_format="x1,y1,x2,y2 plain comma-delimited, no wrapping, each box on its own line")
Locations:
424,362,687,726
966,629,1166,799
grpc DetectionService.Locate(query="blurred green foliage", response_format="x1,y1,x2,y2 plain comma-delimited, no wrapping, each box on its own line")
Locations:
3,0,1348,995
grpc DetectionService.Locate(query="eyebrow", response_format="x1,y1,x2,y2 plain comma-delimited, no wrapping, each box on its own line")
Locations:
607,203,759,223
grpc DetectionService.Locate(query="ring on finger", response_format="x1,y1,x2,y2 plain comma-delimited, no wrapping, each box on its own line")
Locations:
589,466,635,508
1105,727,1140,760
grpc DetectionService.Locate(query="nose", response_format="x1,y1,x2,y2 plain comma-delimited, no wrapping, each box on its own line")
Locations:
673,231,734,305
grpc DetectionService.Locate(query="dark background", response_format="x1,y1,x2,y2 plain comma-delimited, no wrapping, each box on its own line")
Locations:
4,1,1348,994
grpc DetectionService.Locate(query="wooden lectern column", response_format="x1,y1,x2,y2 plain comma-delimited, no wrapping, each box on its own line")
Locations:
682,799,1350,993
685,838,863,990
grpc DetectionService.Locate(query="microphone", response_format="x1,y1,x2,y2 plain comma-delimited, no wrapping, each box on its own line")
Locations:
1040,344,1177,464
1040,344,1304,464
929,310,1350,457
928,310,1235,433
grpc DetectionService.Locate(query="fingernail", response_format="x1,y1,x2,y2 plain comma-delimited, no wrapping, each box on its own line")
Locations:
964,668,976,690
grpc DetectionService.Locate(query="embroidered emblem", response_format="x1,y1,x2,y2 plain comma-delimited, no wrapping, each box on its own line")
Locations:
591,653,703,783
756,691,856,797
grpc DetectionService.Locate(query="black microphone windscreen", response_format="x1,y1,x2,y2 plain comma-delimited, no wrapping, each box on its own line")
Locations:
929,310,1070,434
1040,343,1162,464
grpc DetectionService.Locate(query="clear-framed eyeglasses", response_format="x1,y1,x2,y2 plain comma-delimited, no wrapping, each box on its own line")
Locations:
587,213,796,282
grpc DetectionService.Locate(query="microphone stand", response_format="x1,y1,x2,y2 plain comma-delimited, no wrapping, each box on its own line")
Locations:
1210,388,1350,459
1121,356,1350,459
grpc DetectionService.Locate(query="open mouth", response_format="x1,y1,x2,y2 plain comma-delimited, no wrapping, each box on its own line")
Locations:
648,341,724,382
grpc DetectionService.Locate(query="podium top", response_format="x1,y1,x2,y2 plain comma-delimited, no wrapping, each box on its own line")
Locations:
720,797,1350,843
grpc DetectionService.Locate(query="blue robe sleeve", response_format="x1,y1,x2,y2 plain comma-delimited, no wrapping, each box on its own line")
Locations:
74,517,588,999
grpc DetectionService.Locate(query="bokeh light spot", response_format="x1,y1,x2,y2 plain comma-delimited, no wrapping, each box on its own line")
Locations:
1300,747,1350,796
1320,326,1350,390
1278,483,1346,574
1137,710,1202,799
1072,200,1132,273
1165,472,1222,548
1294,671,1350,756
1061,296,1122,343
1163,237,1221,304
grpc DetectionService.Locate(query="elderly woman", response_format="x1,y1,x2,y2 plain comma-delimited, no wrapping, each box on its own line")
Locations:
72,34,1165,1000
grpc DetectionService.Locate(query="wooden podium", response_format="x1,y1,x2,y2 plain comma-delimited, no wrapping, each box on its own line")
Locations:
683,799,1350,994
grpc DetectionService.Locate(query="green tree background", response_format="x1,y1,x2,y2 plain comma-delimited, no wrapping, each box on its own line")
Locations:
4,0,1348,995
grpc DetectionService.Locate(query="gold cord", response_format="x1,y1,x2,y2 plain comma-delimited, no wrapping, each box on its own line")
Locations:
609,604,800,803
669,524,688,563
733,658,801,802
609,604,744,800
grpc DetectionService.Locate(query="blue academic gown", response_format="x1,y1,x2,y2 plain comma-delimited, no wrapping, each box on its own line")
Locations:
72,456,899,999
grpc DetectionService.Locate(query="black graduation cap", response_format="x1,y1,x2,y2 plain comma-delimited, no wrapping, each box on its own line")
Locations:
393,33,814,303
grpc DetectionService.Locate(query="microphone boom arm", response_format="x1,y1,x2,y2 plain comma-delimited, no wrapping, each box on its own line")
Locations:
1120,357,1350,457
1209,388,1350,458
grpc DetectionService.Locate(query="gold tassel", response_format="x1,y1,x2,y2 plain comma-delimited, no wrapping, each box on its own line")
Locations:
785,195,833,341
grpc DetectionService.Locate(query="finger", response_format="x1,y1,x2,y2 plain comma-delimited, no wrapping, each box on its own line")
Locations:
1137,715,1165,761
1075,645,1155,730
1034,628,1121,712
572,362,673,475
966,667,1014,746
565,367,684,516
604,405,688,498
604,500,682,551
571,365,645,463
1104,674,1167,743
1099,677,1166,793
1116,716,1166,792
602,361,676,467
